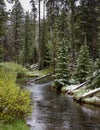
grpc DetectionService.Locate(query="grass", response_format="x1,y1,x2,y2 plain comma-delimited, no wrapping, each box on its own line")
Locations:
0,120,29,130
0,62,37,78
32,67,53,77
0,62,53,80
73,87,89,99
0,62,40,84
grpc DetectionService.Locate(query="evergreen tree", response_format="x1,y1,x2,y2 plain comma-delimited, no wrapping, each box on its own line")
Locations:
68,0,77,65
0,0,7,37
75,0,99,61
74,44,92,83
11,0,24,62
55,40,70,87
54,3,71,87
0,0,7,62
40,19,51,67
22,12,31,64
30,0,38,63
22,11,37,65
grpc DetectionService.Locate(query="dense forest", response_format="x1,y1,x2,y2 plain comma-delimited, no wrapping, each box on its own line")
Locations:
1,0,100,72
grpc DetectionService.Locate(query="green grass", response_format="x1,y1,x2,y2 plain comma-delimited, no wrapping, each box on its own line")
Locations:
73,87,89,98
32,67,53,77
0,62,39,84
0,62,37,78
0,62,53,79
0,120,29,130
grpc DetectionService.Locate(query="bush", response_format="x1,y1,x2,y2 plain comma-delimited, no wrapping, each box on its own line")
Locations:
0,67,32,123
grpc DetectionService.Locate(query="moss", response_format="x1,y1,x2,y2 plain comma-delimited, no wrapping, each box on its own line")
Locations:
61,86,67,93
73,87,89,99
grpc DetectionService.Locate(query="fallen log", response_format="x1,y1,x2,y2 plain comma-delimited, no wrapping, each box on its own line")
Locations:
79,87,100,101
71,81,88,92
27,73,53,85
33,73,53,82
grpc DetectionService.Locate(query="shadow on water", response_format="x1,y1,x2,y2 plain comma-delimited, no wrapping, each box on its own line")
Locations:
26,80,100,130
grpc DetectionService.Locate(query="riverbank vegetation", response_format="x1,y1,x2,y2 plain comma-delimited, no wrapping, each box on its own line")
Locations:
0,63,32,129
0,62,38,84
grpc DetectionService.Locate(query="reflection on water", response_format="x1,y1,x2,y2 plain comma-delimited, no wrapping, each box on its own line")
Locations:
27,82,100,130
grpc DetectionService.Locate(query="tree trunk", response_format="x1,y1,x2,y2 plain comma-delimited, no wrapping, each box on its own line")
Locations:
70,1,75,68
38,0,42,70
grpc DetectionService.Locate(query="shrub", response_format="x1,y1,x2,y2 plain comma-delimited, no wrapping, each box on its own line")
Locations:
0,67,32,123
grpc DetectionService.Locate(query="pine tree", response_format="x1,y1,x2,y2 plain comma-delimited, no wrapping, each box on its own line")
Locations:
0,0,7,62
0,0,7,37
11,0,24,62
75,0,99,61
74,44,92,83
22,11,37,65
55,40,70,87
30,0,38,63
68,0,77,65
40,19,51,67
22,12,31,64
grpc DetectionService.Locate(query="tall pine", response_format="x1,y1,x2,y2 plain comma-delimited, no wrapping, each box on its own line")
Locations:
11,0,24,62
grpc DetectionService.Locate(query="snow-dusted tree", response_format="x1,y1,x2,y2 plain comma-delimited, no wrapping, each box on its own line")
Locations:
74,44,92,83
55,40,70,88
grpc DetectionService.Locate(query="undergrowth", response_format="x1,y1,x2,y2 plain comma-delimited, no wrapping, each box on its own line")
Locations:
0,63,32,123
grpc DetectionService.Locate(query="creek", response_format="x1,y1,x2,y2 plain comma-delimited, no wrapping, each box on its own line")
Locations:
27,81,100,130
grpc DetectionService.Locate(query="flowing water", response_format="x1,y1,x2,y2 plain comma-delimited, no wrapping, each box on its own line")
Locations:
27,81,100,130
